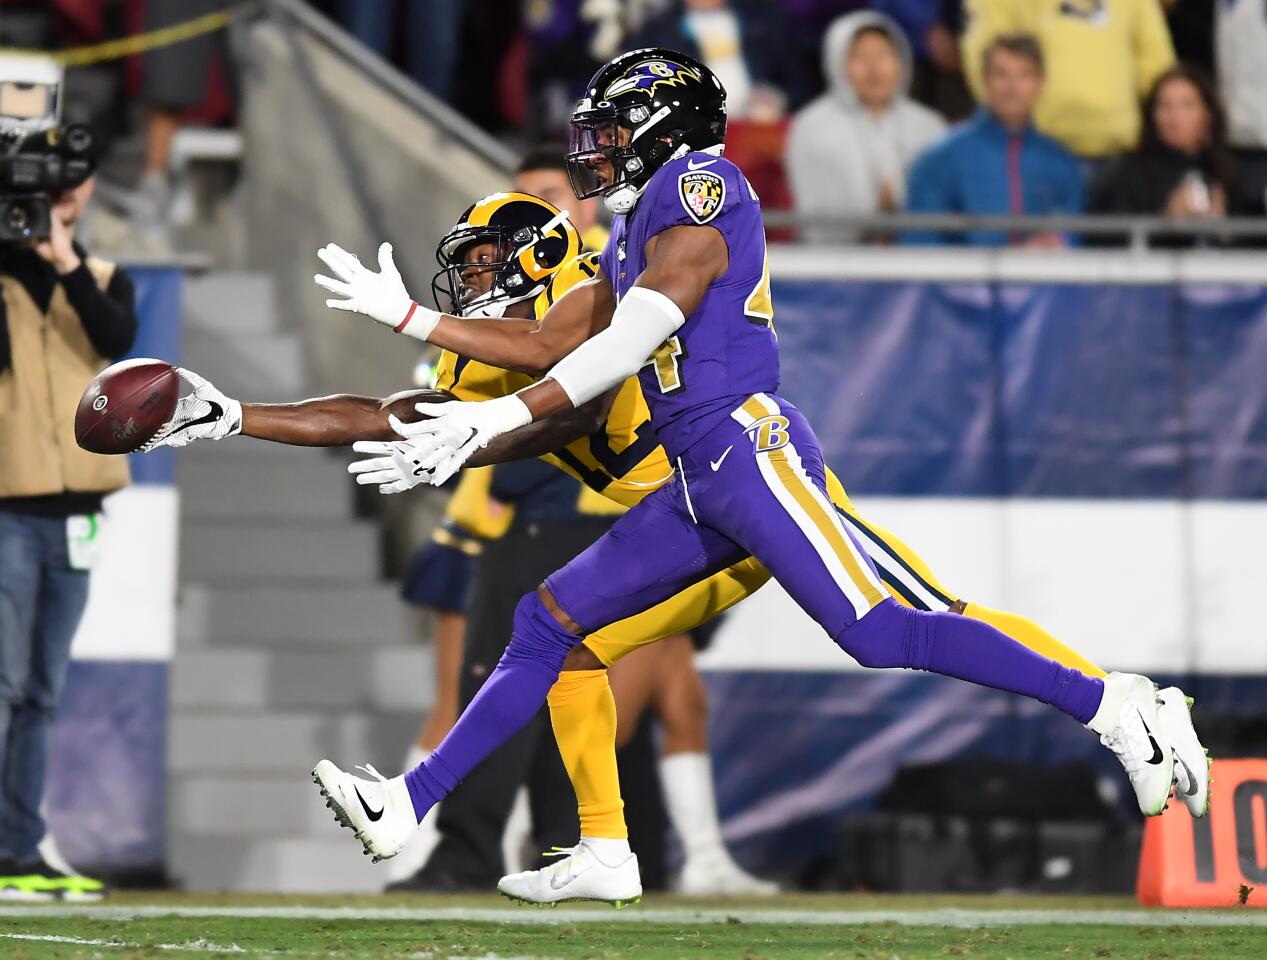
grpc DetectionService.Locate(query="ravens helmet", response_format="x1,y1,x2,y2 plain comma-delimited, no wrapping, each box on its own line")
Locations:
431,192,581,318
566,48,727,215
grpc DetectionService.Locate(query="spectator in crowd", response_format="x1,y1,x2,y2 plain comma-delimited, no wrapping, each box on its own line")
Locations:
337,0,463,104
923,0,975,121
960,0,1175,160
1089,65,1264,246
1162,0,1214,76
785,11,946,244
0,176,136,900
630,0,801,120
512,146,608,251
1216,0,1267,206
136,0,233,250
904,34,1083,247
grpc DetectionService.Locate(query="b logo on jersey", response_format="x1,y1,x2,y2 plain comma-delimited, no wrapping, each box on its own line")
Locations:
678,170,725,224
746,415,791,454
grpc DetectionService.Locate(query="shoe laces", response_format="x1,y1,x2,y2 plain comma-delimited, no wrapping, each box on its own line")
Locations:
542,844,589,885
1100,706,1151,776
355,763,387,782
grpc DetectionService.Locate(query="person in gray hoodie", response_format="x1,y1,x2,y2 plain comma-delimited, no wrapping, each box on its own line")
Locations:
786,11,946,243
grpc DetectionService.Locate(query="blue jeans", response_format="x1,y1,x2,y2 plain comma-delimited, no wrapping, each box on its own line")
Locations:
337,0,461,102
0,511,89,863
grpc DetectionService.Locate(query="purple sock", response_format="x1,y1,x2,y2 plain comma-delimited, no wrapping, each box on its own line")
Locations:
403,592,579,821
837,598,1104,724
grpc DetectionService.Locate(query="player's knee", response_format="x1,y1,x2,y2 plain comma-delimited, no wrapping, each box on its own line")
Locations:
537,583,584,634
504,591,582,674
835,598,918,670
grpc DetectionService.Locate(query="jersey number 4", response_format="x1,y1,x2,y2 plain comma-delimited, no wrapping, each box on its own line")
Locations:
644,336,687,395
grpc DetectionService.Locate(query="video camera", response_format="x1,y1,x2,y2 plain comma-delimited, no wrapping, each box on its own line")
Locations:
0,54,96,243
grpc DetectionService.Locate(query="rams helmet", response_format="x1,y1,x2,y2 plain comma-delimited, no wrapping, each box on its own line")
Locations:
566,48,727,215
431,192,581,318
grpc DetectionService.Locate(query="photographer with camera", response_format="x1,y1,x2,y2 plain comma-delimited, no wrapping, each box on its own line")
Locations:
0,61,138,900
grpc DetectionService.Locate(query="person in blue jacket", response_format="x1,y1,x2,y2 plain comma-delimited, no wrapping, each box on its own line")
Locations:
903,33,1084,246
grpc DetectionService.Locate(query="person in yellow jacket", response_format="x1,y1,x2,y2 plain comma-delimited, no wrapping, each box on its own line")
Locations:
960,0,1175,157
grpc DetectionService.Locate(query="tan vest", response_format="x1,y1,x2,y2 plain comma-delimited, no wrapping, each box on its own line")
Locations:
0,257,131,499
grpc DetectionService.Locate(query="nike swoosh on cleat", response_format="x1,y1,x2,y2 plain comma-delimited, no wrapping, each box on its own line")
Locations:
1179,758,1201,796
354,785,384,822
1140,715,1165,765
710,446,733,471
687,158,718,170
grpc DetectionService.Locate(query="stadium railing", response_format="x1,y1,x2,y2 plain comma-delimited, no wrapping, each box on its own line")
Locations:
762,212,1267,251
240,0,513,397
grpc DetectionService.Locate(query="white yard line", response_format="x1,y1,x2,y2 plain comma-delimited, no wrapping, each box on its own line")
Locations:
0,905,1265,928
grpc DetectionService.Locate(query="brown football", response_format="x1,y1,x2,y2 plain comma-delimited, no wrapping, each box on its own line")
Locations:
75,358,180,455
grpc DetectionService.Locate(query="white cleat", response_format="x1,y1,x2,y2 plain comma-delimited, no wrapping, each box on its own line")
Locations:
311,760,418,862
1157,686,1211,818
1087,673,1175,816
497,839,642,908
678,848,779,896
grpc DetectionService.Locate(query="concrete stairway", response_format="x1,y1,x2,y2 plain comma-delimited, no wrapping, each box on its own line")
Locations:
166,272,431,892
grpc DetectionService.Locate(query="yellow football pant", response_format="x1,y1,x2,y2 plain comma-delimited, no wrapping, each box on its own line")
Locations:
549,468,1108,839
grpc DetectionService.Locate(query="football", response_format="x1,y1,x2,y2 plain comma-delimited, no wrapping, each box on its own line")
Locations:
388,387,458,425
75,358,180,455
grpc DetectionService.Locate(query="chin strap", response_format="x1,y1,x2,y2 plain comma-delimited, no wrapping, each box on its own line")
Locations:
602,141,725,215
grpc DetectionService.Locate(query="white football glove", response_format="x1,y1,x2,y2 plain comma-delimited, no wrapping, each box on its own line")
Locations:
388,395,533,486
346,439,436,495
141,368,242,451
314,241,440,341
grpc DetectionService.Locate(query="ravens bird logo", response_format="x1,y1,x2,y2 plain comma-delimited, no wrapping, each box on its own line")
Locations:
605,59,701,100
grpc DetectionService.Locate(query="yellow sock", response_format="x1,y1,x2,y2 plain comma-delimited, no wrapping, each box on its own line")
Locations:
547,669,627,839
962,603,1108,679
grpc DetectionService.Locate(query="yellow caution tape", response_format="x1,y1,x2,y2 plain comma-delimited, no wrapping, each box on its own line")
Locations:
1,5,245,69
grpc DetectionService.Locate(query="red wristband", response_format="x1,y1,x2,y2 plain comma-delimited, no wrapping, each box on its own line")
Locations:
394,301,418,334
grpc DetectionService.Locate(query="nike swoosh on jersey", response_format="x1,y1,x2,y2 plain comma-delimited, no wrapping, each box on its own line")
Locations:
687,158,718,170
354,785,384,822
709,446,734,471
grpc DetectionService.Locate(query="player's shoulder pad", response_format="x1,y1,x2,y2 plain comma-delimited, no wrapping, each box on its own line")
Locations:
537,251,603,317
644,153,749,229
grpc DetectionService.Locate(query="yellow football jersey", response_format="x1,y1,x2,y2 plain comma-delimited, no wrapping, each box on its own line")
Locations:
433,252,674,508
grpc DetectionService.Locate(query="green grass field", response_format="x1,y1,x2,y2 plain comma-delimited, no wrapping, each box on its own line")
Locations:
2,893,1264,959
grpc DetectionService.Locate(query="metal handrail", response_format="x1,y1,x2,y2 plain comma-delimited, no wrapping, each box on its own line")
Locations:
762,211,1267,249
260,0,517,172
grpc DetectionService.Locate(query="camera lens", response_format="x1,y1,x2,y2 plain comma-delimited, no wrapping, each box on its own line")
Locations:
63,124,93,156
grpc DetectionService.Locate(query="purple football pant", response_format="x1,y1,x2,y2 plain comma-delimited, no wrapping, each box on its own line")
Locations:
405,393,1104,819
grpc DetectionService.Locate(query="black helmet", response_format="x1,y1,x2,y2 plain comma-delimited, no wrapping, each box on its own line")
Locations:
431,192,580,317
566,48,727,214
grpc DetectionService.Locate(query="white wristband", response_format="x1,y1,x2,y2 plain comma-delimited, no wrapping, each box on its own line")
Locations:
393,301,441,341
493,393,534,433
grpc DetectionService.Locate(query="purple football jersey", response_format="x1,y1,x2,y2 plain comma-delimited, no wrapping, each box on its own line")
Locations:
599,152,779,461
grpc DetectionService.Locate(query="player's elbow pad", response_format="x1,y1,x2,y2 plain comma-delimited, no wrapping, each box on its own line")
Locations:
548,287,685,408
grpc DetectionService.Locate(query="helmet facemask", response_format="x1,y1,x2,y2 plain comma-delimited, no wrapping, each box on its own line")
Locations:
566,104,670,214
431,209,573,318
